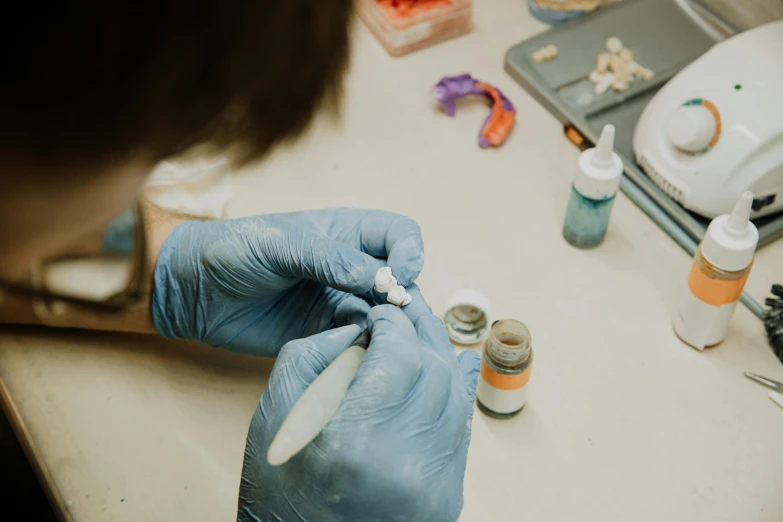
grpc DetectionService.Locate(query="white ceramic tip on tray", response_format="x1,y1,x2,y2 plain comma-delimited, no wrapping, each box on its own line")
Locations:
770,391,783,411
594,124,615,167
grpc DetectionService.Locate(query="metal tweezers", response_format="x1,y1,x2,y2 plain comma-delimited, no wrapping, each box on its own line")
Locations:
745,372,783,411
744,372,783,393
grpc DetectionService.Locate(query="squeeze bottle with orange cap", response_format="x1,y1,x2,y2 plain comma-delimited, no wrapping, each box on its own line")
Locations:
673,192,759,350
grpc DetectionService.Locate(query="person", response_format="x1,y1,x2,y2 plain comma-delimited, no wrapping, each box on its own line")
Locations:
0,3,481,521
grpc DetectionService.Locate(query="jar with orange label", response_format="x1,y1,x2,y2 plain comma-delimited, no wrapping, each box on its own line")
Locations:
476,319,533,418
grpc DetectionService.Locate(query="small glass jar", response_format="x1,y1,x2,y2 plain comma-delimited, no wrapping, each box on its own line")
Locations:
476,319,533,418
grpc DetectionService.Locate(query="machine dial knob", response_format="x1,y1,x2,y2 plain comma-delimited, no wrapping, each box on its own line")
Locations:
668,103,718,153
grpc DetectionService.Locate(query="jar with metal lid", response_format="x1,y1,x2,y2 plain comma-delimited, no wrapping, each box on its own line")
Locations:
476,319,533,418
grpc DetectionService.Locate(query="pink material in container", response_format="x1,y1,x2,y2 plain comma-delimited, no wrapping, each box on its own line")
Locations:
358,0,472,57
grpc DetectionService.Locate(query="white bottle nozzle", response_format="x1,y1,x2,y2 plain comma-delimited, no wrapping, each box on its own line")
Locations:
700,190,759,271
593,124,615,167
726,191,753,234
573,122,622,201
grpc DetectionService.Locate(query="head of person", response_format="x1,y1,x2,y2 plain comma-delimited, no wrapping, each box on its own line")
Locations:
0,1,353,273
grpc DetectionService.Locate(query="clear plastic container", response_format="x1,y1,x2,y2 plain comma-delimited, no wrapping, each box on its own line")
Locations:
358,0,472,57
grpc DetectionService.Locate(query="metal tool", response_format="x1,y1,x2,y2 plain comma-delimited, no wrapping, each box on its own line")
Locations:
744,371,783,392
769,391,783,411
744,372,783,411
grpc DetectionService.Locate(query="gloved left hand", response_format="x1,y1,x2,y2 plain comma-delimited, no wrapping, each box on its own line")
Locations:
151,208,425,357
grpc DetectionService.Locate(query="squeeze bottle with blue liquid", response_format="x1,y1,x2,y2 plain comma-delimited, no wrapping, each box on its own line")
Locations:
562,124,623,249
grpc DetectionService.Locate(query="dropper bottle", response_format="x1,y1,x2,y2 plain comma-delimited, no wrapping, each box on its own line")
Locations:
562,124,623,248
674,192,759,350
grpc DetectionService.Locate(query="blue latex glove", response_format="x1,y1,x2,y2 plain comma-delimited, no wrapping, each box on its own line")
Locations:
238,305,481,522
152,208,425,356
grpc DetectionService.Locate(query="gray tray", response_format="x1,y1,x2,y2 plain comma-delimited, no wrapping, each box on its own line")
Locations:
505,0,783,247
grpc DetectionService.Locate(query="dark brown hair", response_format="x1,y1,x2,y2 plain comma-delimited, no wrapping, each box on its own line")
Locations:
0,1,353,169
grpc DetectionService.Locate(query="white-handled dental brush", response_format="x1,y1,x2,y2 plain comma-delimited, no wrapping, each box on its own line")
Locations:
266,267,412,466
266,330,370,466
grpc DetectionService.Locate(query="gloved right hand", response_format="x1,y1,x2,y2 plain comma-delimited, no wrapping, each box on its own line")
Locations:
238,305,481,522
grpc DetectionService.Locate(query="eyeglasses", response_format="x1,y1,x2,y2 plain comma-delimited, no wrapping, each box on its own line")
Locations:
0,203,148,314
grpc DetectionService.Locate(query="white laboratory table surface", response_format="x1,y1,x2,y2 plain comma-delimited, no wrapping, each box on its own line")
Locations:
2,4,783,522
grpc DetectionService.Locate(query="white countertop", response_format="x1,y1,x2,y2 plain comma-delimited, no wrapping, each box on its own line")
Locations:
2,4,783,521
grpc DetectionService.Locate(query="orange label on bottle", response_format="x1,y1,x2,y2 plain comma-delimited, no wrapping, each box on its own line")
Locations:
480,361,532,391
687,262,748,306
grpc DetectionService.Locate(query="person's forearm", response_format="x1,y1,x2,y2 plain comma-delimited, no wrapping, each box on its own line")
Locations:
0,201,196,334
